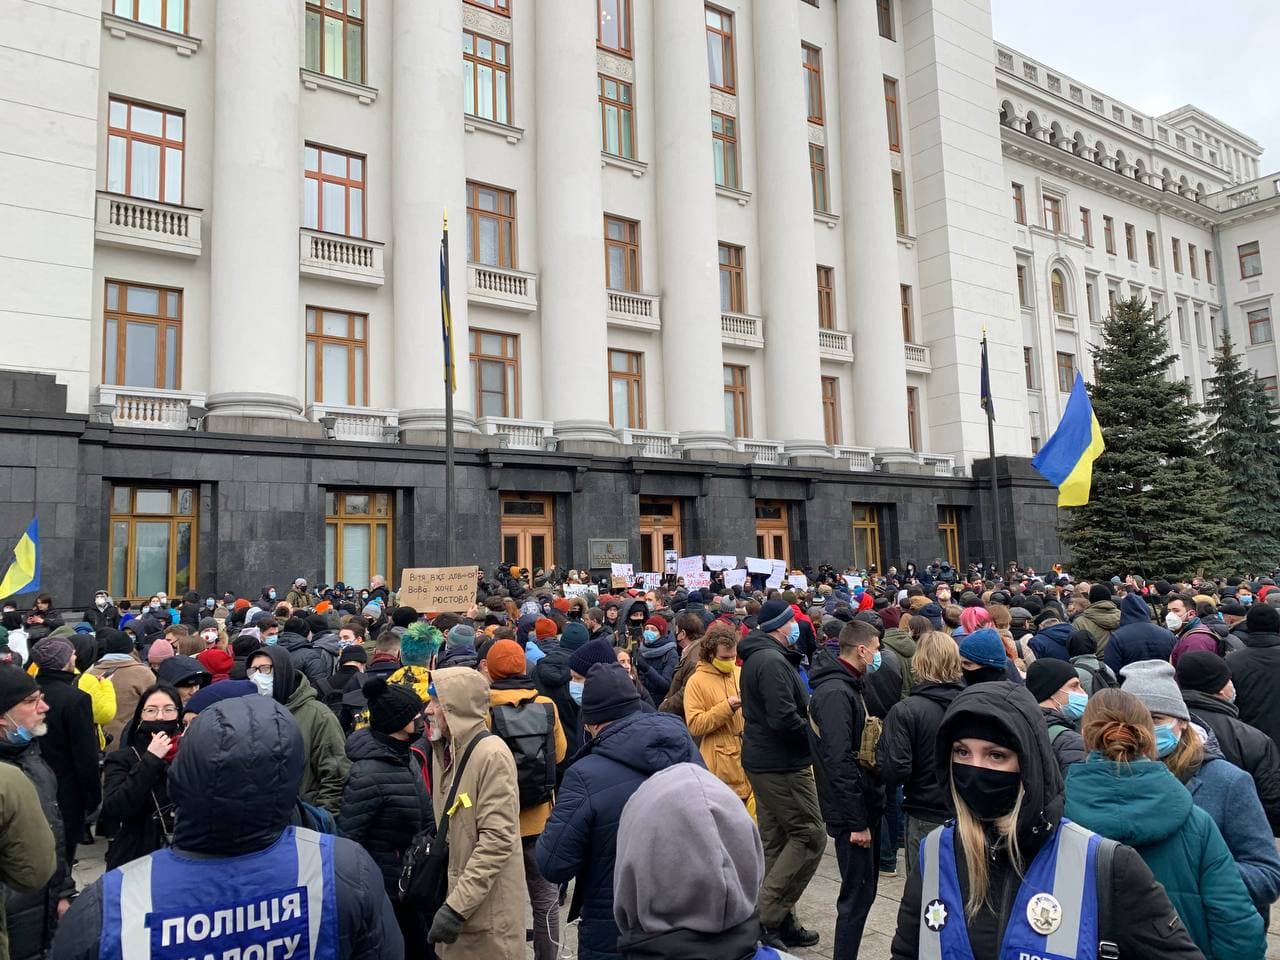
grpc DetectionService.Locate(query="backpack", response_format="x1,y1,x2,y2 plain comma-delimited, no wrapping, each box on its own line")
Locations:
1071,655,1118,694
490,695,557,808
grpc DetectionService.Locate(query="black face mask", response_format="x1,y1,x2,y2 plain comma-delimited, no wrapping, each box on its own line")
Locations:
628,621,644,634
137,718,181,742
951,762,1022,821
962,665,1007,687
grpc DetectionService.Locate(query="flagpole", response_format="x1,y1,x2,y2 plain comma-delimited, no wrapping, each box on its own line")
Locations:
982,329,1005,578
442,211,456,567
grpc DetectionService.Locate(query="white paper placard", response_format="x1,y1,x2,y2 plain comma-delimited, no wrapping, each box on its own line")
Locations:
684,572,712,589
677,555,704,580
843,575,863,591
746,556,773,575
638,572,662,590
787,573,810,592
705,554,737,571
611,563,634,581
766,559,786,589
724,569,748,589
664,550,679,574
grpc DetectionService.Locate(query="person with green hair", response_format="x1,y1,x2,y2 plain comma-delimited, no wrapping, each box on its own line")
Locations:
388,622,442,703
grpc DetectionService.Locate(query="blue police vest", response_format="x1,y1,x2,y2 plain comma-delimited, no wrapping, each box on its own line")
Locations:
99,826,340,960
917,818,1101,960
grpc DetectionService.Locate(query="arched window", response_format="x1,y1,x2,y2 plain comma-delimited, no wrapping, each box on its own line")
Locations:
1051,269,1068,314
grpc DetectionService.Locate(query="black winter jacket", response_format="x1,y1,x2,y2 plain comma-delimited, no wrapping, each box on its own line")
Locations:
338,729,430,896
1228,629,1280,750
0,738,72,960
876,681,964,821
83,604,120,632
738,630,811,774
1041,706,1087,777
861,644,905,719
532,644,582,755
806,651,884,836
1184,688,1280,836
34,669,101,838
279,631,339,691
1103,593,1176,673
100,746,171,870
890,682,1203,960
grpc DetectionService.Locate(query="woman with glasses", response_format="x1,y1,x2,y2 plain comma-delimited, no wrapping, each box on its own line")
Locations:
100,684,184,869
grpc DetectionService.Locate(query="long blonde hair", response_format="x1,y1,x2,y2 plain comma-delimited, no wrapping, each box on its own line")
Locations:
949,773,1025,918
912,631,962,684
1162,724,1205,782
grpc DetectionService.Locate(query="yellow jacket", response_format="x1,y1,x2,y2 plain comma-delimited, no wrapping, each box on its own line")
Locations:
77,669,117,751
487,683,567,837
683,660,750,799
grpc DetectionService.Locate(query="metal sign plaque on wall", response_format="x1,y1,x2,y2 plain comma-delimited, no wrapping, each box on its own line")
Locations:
587,538,631,570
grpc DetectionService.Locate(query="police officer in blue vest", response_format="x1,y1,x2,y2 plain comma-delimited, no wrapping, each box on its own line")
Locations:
50,695,402,960
889,682,1203,960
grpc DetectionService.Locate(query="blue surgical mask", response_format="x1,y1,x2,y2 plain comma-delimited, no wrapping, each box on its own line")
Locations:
785,621,800,646
205,598,215,609
1154,723,1180,758
1062,690,1088,721
265,633,278,646
569,680,584,704
868,650,882,673
4,713,33,745
268,590,277,601
1242,595,1254,605
643,629,659,644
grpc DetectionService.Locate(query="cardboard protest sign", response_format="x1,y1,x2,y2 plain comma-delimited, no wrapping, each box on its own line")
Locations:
399,566,479,613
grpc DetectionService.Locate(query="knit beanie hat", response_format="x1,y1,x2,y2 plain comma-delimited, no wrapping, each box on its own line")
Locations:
1025,658,1077,703
339,645,368,666
918,603,944,630
486,639,528,681
580,662,641,725
195,648,234,681
0,665,39,714
364,676,423,734
306,614,329,636
361,602,383,620
147,639,175,667
391,606,420,628
1247,603,1280,635
1088,584,1113,604
569,637,618,678
958,628,1006,669
561,621,590,652
534,618,558,641
1174,650,1232,696
1120,659,1190,721
198,617,219,634
401,622,443,667
446,624,476,649
644,615,668,635
757,599,795,633
31,638,74,672
283,617,308,636
99,628,134,656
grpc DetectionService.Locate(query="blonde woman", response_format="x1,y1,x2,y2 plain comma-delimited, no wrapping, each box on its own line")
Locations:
682,622,749,802
890,683,1202,960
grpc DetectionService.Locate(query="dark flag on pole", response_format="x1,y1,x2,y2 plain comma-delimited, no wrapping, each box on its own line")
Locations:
440,212,456,394
979,330,995,421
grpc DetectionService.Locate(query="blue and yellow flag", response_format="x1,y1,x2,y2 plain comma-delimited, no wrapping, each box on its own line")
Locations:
440,211,456,394
1032,374,1105,507
0,517,39,601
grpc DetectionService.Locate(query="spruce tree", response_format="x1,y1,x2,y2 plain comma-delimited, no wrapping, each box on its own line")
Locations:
1203,330,1280,572
1061,297,1232,580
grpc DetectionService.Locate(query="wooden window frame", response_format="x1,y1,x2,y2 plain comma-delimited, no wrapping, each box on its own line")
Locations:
1103,215,1115,255
305,307,368,407
598,74,635,158
821,376,841,445
877,0,894,39
597,0,632,55
303,143,366,238
1024,346,1035,389
108,485,197,604
884,76,901,152
608,349,645,429
719,243,745,313
803,45,825,124
712,112,739,189
325,490,393,590
1189,243,1199,279
1056,351,1076,393
892,170,907,235
809,144,829,212
1079,206,1091,245
465,0,510,15
1050,269,1067,314
1205,249,1214,284
1147,230,1157,267
1240,241,1263,279
906,387,920,452
466,180,517,268
1124,223,1136,261
851,504,883,572
103,279,183,390
304,0,366,84
817,265,835,330
470,329,521,418
1042,194,1062,233
1249,307,1273,346
1016,264,1028,308
463,30,512,125
1172,237,1183,274
724,364,750,437
1011,183,1025,224
113,0,187,33
900,284,914,342
1086,280,1097,324
603,214,641,292
938,506,961,569
705,5,736,93
106,96,186,205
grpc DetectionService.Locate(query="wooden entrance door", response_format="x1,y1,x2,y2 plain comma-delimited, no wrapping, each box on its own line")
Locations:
754,500,790,563
500,493,554,584
639,497,681,573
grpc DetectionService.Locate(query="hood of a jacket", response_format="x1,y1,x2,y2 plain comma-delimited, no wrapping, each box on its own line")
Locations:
937,682,1063,845
880,627,917,660
311,631,341,656
1065,758,1192,846
286,672,319,711
431,666,491,748
1244,630,1280,650
911,681,966,710
1080,601,1121,631
1034,622,1073,647
344,726,410,765
586,710,700,775
534,645,571,685
738,629,802,667
155,655,209,688
807,648,861,690
252,645,300,704
276,631,309,652
1118,592,1153,627
169,694,303,855
91,656,150,679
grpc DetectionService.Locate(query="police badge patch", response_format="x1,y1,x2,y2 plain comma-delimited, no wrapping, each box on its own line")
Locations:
924,898,949,932
1026,892,1063,935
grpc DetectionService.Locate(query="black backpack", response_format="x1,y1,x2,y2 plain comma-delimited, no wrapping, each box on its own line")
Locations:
490,695,557,808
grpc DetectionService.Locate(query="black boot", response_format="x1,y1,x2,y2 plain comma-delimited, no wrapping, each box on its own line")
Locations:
759,925,788,949
780,913,820,948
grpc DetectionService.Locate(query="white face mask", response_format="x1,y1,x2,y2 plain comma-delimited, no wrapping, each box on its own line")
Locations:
201,630,219,645
249,672,273,697
95,597,108,609
1165,612,1182,631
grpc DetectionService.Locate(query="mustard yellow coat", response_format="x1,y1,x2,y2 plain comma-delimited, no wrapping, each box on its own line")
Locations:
683,660,750,799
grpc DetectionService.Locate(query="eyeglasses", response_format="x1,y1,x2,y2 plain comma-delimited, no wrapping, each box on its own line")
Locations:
140,705,179,719
249,664,273,676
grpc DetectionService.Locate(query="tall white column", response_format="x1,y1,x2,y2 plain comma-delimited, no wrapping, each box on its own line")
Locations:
206,0,302,422
836,0,913,459
750,1,828,457
652,0,732,450
391,0,473,434
533,0,614,443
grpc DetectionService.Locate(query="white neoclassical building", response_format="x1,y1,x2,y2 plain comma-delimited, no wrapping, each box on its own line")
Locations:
4,0,1280,597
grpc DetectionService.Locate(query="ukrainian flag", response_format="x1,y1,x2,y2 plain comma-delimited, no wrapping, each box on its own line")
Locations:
0,517,39,601
1032,374,1105,507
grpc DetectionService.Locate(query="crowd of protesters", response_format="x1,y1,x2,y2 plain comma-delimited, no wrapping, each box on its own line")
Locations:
2,560,1280,958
